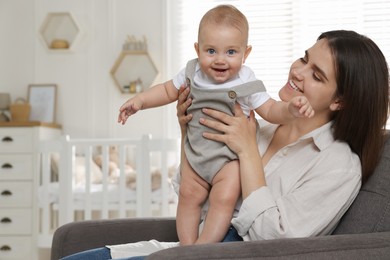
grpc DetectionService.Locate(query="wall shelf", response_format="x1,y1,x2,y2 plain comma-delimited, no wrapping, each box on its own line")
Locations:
110,50,158,94
39,12,82,52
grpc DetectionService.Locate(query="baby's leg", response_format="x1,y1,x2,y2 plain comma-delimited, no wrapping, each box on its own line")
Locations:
176,156,210,245
196,160,240,244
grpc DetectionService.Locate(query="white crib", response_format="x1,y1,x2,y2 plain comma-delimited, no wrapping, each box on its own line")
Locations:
37,134,180,247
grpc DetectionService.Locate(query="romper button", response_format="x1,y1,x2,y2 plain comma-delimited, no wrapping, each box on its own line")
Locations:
228,91,237,99
185,78,191,87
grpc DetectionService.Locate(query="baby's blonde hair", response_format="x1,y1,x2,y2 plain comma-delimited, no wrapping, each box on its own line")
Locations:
198,4,249,45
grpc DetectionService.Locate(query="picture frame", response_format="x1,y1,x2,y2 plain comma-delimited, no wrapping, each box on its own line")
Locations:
28,84,57,123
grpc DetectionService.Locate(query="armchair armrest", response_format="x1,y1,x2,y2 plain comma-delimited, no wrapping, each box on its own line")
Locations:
147,231,390,260
51,217,177,260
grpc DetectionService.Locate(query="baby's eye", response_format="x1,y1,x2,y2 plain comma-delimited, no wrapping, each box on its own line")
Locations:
227,49,236,55
207,49,216,54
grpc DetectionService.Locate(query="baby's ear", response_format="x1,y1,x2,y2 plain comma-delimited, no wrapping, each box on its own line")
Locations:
194,42,200,56
243,45,252,63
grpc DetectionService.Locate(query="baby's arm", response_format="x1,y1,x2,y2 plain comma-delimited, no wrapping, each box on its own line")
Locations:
118,80,178,125
255,96,314,124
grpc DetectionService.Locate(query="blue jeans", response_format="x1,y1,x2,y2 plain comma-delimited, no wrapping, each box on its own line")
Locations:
61,248,143,260
61,226,242,260
222,225,243,242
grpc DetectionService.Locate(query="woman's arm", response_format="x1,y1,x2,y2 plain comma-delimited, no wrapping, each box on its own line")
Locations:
199,104,266,199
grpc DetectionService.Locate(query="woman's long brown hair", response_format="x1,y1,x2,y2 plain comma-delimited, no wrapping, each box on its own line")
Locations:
319,30,389,183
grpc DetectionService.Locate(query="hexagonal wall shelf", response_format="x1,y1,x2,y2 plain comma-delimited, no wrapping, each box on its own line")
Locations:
39,12,82,52
111,50,159,94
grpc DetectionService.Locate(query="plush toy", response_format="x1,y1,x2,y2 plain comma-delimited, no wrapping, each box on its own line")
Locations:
50,152,103,186
93,146,135,185
93,146,176,190
93,146,121,176
74,156,103,185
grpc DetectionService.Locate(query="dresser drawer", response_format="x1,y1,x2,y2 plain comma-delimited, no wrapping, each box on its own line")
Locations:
0,236,32,259
0,155,33,180
0,209,32,235
0,182,32,208
0,128,33,153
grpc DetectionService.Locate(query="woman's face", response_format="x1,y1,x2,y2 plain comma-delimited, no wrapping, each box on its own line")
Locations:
279,38,341,118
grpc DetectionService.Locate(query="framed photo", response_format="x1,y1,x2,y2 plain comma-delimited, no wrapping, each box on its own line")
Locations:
28,84,57,123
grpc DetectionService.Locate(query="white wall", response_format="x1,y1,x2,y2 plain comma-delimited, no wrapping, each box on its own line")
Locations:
1,0,177,139
0,0,35,101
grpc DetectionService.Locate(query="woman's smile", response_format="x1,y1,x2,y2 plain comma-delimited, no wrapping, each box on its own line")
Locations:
289,80,303,93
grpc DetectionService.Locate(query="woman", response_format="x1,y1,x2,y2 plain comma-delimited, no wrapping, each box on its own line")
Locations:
178,30,389,241
61,30,389,259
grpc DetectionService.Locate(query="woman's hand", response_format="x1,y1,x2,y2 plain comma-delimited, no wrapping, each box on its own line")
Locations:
201,103,266,198
200,103,258,158
176,85,192,136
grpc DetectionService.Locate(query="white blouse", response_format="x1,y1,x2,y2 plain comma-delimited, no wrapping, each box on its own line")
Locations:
232,121,362,241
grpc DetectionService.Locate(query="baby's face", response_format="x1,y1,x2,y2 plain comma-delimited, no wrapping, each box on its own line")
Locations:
195,23,250,84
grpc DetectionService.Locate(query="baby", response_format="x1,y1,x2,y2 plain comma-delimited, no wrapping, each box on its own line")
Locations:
118,4,313,245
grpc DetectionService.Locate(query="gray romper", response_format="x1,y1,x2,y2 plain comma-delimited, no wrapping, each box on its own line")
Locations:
184,59,266,183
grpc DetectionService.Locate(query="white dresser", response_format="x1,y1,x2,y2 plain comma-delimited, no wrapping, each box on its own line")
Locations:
0,122,61,260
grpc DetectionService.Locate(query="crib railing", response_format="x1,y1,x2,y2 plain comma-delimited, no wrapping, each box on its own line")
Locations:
37,134,179,247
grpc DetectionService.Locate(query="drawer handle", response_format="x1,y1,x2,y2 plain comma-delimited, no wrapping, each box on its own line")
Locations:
0,217,11,223
0,245,11,251
1,190,12,196
1,163,13,169
1,136,13,142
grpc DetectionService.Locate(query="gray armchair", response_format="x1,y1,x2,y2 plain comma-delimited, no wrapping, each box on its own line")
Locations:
51,134,390,260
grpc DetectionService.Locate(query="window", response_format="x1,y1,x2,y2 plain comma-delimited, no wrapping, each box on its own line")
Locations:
167,0,390,131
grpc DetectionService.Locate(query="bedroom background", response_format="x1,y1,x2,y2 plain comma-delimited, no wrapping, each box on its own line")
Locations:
1,0,390,260
1,0,177,141
2,0,389,141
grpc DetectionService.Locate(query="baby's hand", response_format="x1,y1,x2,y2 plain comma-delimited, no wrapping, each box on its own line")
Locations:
288,96,315,118
117,97,143,125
